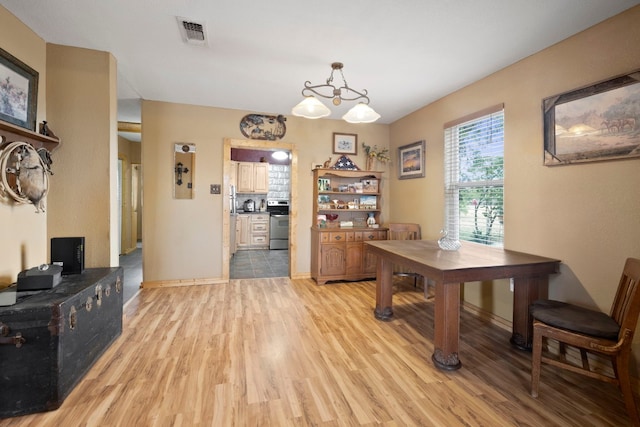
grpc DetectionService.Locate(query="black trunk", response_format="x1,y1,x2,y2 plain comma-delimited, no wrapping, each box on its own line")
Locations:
0,267,123,418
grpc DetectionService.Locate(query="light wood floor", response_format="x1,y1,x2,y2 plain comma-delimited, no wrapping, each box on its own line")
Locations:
1,278,633,426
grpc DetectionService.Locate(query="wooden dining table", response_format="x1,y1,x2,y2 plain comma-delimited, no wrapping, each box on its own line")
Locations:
365,240,560,371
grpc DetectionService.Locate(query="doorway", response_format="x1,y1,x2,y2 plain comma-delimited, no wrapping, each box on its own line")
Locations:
222,138,298,281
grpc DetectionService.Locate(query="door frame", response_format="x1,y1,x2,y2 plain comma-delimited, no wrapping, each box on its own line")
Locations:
222,138,298,280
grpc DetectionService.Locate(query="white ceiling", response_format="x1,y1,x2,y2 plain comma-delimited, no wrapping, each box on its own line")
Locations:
2,0,639,131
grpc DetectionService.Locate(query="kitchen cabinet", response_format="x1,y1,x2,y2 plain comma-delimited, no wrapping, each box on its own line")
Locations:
237,162,269,193
311,168,387,284
236,213,270,250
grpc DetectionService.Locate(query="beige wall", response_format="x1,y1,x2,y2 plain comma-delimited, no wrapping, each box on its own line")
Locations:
118,136,141,254
141,100,390,282
0,7,48,286
389,6,640,346
46,44,119,268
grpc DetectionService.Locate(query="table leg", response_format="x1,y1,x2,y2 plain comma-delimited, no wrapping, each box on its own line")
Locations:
432,281,462,370
374,256,394,321
510,275,549,350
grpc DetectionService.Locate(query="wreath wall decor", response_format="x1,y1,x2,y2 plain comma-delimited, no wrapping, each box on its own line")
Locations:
0,141,52,212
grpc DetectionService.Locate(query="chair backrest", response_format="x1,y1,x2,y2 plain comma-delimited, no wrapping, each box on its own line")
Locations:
388,223,421,241
610,258,640,340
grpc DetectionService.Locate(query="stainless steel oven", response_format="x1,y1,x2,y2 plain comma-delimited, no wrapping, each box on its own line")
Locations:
267,200,289,250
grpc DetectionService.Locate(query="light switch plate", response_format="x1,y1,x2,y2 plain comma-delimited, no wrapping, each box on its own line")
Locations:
210,184,221,194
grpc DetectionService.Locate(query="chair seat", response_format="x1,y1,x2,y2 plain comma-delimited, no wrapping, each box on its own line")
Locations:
531,300,620,340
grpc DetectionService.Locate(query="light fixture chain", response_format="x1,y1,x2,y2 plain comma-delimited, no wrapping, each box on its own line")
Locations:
338,68,348,92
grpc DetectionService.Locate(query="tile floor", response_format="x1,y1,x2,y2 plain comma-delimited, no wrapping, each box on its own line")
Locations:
230,249,289,279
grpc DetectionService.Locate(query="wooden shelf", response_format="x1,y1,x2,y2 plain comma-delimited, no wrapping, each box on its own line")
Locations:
0,120,60,152
311,168,380,178
319,191,380,196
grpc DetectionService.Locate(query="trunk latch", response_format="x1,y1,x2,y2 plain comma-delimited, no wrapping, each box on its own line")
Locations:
0,322,26,348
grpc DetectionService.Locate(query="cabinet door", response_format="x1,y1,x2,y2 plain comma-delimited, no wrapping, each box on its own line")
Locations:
237,163,254,192
253,163,269,193
346,242,363,275
320,244,346,276
363,246,378,274
237,215,251,248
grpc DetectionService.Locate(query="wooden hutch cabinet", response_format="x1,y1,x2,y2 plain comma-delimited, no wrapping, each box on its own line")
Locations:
310,168,387,285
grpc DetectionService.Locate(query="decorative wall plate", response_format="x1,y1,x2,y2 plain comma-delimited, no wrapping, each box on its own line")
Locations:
332,155,360,170
240,114,287,140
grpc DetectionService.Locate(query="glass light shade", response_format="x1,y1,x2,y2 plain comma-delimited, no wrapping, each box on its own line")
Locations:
291,96,331,119
271,151,289,160
342,103,381,123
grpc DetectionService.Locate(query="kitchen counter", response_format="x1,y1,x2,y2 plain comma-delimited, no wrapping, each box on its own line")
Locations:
236,210,269,214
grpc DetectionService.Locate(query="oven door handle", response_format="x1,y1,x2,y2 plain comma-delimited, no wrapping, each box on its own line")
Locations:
271,214,288,218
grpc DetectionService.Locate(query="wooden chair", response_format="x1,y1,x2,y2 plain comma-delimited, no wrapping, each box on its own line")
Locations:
530,257,640,425
387,223,424,289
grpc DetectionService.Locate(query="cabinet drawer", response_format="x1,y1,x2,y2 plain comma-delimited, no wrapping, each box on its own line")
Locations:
251,223,268,232
251,214,270,222
363,231,380,241
320,231,347,243
362,230,387,241
251,235,268,245
322,232,346,242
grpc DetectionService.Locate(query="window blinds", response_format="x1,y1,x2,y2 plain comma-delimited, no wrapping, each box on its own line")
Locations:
444,106,504,246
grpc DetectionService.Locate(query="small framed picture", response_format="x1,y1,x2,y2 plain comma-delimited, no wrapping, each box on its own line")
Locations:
359,195,377,209
0,47,39,131
362,179,378,193
333,133,358,155
398,140,426,179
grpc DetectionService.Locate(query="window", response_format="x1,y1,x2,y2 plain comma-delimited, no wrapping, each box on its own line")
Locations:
444,105,504,247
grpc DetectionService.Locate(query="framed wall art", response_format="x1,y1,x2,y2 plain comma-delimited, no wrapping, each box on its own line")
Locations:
332,132,358,155
398,140,425,179
0,47,38,131
543,70,640,166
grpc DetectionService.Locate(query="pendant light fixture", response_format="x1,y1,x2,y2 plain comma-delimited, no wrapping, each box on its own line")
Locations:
291,62,381,123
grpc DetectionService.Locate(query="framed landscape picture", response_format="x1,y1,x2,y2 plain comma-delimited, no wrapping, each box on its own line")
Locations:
543,69,640,166
333,133,358,155
0,47,38,131
398,140,425,179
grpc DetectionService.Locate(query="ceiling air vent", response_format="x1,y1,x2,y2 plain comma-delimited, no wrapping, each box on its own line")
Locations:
177,17,207,46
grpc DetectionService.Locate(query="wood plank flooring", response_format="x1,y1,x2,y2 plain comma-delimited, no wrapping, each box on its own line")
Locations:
0,278,633,426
